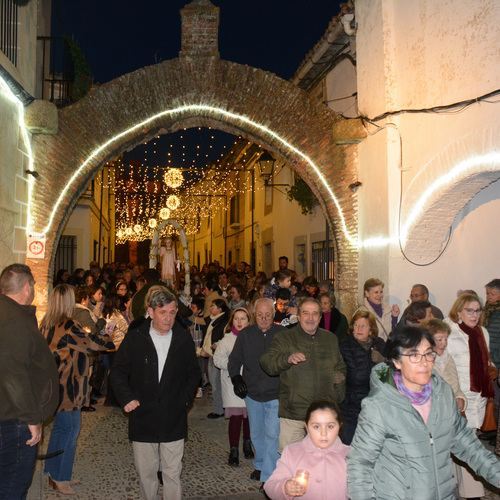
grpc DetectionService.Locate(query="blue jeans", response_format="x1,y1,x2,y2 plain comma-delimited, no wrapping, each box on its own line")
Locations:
245,396,280,482
0,419,38,500
44,410,81,481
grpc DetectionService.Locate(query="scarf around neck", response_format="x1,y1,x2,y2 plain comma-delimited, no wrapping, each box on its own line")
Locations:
367,298,383,318
483,300,500,327
459,322,494,397
393,370,432,405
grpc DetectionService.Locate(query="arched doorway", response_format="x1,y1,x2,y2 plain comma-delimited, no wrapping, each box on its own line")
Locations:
28,4,359,314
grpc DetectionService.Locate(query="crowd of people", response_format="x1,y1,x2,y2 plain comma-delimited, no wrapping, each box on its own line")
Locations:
2,257,500,499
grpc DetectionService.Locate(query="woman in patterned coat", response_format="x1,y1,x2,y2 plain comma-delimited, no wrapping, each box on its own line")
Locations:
40,284,115,495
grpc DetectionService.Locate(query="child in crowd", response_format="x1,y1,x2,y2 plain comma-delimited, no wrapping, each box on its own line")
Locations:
264,399,349,499
264,270,298,312
273,288,298,329
302,276,320,298
184,297,206,398
290,281,302,296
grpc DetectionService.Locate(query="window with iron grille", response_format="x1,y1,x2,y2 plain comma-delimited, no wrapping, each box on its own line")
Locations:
311,241,334,283
54,235,77,275
1,0,18,66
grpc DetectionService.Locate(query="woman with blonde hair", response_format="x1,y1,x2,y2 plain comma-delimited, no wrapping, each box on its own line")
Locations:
445,293,494,500
40,284,115,495
339,310,385,444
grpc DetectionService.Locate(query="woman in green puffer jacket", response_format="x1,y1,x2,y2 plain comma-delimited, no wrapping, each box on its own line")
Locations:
347,326,500,500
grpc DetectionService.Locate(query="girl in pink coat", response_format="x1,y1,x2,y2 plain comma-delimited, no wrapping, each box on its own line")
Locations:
264,399,349,500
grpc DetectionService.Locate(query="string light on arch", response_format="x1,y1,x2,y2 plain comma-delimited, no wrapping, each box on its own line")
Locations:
29,101,454,249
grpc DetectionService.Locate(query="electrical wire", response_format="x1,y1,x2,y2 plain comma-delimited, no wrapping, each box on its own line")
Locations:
340,87,500,122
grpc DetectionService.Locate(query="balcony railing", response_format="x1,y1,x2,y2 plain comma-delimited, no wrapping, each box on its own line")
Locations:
37,35,74,107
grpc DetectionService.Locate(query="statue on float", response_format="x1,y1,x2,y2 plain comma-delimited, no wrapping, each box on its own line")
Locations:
159,237,180,288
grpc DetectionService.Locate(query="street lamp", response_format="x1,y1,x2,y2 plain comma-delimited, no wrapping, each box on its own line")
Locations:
257,151,289,187
257,151,276,185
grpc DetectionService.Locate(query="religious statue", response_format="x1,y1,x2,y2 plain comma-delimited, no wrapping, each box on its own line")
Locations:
159,237,180,288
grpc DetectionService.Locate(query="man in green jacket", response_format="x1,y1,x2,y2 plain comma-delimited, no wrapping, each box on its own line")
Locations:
260,297,346,452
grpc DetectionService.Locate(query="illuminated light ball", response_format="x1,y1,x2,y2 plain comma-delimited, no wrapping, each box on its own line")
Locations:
125,227,133,236
149,218,157,228
159,208,171,220
134,224,141,234
164,168,184,188
167,195,180,210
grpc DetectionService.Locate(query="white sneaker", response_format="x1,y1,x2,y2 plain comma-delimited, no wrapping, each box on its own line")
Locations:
196,387,203,399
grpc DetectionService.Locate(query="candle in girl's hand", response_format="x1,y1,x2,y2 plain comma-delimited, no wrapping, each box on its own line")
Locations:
294,470,310,492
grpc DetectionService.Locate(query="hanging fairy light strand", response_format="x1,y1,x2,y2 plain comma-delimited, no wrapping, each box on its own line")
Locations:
114,131,261,243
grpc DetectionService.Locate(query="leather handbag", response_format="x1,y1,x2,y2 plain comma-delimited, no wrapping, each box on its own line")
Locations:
481,398,497,432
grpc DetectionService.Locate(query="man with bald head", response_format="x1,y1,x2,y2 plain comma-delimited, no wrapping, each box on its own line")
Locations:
228,298,284,487
410,284,443,320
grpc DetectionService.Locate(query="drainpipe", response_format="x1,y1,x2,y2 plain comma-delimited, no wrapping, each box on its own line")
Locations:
341,13,356,36
326,220,330,282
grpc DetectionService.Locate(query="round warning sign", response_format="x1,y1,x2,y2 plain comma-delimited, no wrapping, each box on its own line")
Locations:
27,236,46,259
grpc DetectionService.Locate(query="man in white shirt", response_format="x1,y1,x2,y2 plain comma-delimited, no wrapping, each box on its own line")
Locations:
111,289,200,500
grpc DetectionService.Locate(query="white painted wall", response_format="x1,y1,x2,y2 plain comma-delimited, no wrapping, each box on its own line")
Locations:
388,180,500,317
0,1,43,269
348,0,500,315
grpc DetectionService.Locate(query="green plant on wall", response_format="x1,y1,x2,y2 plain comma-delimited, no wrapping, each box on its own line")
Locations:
64,35,93,101
287,176,316,215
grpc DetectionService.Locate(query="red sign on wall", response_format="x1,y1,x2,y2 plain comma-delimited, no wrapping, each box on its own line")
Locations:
27,235,46,259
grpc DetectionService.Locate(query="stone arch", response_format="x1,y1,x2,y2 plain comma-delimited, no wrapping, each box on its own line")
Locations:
401,126,500,263
28,58,359,312
149,219,191,296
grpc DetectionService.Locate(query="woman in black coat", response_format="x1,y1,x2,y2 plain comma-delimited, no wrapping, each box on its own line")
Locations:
201,298,230,418
318,292,349,342
339,310,385,444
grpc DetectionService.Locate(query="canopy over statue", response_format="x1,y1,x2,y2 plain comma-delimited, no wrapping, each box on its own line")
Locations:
149,219,191,296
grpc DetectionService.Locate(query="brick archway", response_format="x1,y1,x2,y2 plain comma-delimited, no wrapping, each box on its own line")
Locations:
29,58,359,312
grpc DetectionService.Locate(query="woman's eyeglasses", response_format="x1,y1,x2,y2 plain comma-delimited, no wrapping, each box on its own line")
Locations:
400,352,437,364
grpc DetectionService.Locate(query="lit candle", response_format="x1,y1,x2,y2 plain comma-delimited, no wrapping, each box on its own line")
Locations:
294,470,310,492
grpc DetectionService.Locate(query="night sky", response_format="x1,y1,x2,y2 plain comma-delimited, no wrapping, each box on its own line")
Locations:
51,0,342,167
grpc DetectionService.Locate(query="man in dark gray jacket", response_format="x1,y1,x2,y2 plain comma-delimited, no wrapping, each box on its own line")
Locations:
228,298,284,487
0,264,59,499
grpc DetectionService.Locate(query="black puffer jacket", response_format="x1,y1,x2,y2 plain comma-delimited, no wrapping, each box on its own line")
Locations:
339,334,385,425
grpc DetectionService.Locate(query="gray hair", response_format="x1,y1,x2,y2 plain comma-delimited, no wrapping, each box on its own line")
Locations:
147,288,178,310
254,297,274,313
